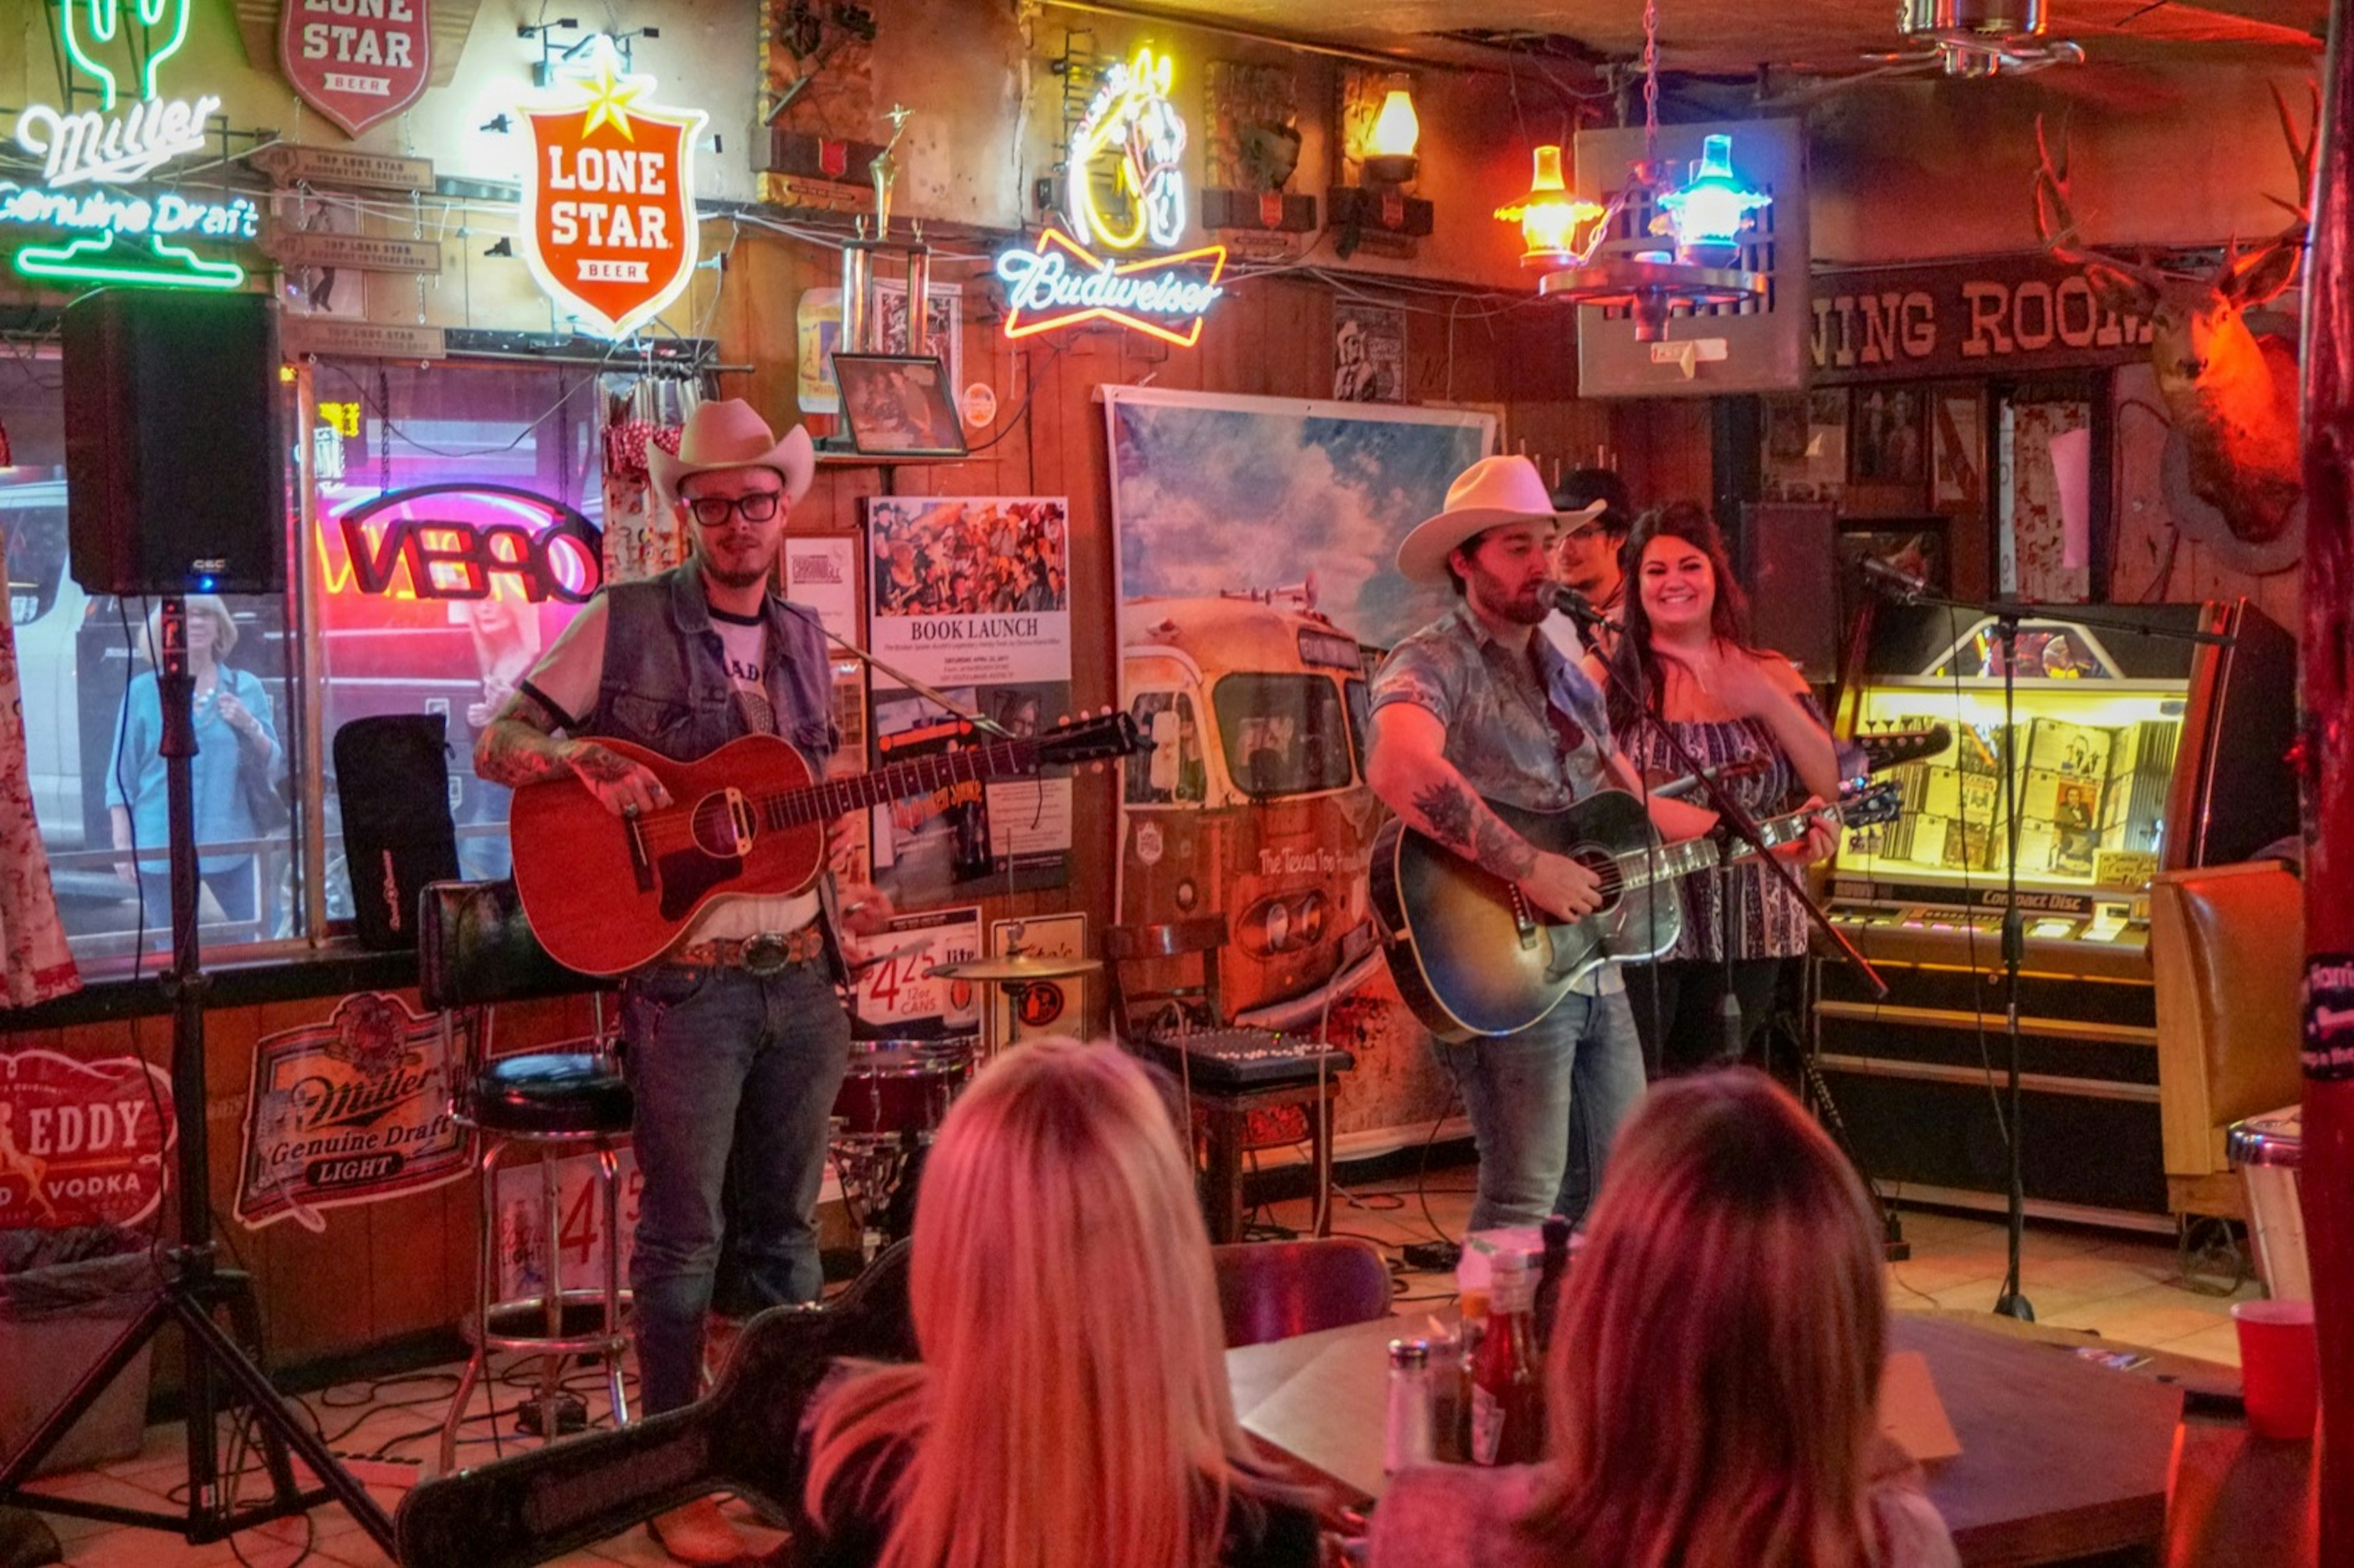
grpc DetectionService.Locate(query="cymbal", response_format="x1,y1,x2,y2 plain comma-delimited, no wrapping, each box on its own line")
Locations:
927,954,1103,981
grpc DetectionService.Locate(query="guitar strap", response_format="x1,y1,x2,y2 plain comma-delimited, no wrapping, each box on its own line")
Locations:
1530,644,1594,783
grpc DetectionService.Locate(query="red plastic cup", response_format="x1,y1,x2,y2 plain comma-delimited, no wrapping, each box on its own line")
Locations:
2231,1298,2318,1441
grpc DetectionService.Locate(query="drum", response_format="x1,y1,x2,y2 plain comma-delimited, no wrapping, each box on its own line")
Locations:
832,1039,972,1141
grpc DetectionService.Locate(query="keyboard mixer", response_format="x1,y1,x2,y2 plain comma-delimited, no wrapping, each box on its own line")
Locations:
1137,1027,1357,1089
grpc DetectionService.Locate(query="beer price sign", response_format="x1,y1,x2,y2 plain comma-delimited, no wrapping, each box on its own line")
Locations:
517,38,706,339
279,0,432,139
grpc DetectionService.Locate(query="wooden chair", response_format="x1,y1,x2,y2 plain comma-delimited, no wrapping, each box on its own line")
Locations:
1104,916,1345,1246
1213,1238,1393,1349
2149,864,2305,1222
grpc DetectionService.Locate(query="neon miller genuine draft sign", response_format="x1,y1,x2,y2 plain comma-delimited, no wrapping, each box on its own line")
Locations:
517,38,707,339
5,0,255,288
996,45,1225,348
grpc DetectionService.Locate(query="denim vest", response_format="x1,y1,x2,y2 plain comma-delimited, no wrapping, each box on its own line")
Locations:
577,561,839,769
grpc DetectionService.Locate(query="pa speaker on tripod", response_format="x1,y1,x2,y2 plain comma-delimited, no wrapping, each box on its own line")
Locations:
64,289,285,597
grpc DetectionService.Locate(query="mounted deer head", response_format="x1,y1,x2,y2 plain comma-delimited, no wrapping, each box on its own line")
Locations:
2032,88,2317,546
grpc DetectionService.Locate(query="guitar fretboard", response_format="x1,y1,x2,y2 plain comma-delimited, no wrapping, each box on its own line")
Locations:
756,737,1043,828
1601,806,1820,892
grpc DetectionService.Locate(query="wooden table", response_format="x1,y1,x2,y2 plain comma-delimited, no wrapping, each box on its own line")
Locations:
1226,1309,2241,1567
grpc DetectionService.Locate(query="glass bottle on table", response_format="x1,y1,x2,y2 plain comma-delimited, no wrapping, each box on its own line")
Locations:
1446,1273,1491,1464
1533,1214,1573,1353
1384,1338,1434,1474
1468,1251,1541,1466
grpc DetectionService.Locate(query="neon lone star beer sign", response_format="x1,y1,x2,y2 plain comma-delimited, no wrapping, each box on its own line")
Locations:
998,45,1225,346
516,38,707,340
6,0,252,288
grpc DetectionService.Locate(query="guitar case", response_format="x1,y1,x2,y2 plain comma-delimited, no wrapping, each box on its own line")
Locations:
333,714,460,952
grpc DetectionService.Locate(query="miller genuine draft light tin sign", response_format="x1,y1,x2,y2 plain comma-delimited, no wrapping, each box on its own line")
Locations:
235,992,467,1230
517,36,705,339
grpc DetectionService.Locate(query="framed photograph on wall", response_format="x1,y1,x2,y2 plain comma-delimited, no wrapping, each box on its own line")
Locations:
833,353,968,457
1931,386,1986,511
1851,386,1927,488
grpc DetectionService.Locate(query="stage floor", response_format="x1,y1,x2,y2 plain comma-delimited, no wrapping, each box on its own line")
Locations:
12,1168,2260,1568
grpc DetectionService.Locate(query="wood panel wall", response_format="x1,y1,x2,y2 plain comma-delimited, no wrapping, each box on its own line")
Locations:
4,236,1705,1379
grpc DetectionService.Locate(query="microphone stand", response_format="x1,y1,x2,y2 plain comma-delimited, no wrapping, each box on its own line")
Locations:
780,603,1013,737
1859,581,2231,1322
0,598,398,1556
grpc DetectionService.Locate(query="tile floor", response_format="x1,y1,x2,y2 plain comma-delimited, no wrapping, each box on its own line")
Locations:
5,1171,2258,1568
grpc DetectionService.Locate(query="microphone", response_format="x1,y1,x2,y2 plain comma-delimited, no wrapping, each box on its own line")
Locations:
1858,557,1930,601
1537,581,1612,628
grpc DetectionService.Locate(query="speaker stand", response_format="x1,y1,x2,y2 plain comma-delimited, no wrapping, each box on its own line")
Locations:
0,598,397,1558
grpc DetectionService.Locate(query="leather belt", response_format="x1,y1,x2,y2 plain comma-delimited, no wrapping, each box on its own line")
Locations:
666,925,828,975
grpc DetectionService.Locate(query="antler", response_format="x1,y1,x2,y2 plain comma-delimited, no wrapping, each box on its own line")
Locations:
2030,116,2087,256
2033,115,2177,291
2261,78,2319,229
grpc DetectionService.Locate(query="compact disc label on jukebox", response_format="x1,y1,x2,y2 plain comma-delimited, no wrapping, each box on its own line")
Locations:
2301,952,2354,1081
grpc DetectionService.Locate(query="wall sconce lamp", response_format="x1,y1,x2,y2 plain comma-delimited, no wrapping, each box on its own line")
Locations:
1330,71,1432,258
1495,144,1605,269
1362,85,1420,183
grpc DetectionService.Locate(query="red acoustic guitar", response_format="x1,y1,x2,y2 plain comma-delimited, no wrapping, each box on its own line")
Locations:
509,714,1140,975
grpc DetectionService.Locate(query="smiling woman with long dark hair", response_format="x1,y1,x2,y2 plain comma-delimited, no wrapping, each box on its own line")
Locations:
1590,503,1840,1076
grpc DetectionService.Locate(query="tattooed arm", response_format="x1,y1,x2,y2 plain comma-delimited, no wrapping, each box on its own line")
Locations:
474,693,671,818
1365,699,1604,920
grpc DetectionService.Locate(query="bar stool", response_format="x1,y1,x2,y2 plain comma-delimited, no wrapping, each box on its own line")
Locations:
418,880,633,1476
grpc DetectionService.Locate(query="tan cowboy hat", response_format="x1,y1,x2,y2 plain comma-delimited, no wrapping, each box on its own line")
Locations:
1394,455,1605,584
647,398,815,509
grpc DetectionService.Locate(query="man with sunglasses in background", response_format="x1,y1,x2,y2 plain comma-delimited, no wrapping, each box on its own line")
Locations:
476,400,888,1565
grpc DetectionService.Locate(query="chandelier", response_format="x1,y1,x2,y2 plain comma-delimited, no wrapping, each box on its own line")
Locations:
1518,0,1772,341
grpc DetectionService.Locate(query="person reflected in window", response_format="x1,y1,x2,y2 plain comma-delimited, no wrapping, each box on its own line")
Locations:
1369,1069,1959,1568
107,596,280,940
796,1038,1324,1568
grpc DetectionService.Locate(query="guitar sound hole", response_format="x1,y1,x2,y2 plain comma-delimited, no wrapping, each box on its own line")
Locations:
1573,850,1622,910
690,791,752,858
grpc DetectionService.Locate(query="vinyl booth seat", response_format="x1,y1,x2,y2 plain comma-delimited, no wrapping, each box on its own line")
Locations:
2149,862,2305,1222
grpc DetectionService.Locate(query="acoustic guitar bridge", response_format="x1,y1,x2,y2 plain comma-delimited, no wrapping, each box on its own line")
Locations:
623,812,653,893
1504,884,1539,949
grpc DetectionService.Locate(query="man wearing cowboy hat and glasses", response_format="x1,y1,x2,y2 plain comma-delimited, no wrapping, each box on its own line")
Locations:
478,400,891,1564
1365,456,1718,1235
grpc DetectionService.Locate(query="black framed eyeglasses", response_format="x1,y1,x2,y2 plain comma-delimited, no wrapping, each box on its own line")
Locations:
685,490,785,528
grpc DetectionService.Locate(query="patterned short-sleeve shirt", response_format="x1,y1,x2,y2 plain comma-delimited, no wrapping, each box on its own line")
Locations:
1369,603,1616,811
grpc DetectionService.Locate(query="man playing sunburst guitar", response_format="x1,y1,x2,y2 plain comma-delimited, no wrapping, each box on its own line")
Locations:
1365,456,1725,1236
476,399,888,1566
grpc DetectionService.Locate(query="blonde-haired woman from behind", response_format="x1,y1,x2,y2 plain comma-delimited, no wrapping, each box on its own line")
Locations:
796,1036,1324,1568
1370,1068,1958,1568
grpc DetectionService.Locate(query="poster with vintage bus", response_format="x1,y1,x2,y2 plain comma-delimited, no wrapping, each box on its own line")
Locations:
1103,387,1492,1141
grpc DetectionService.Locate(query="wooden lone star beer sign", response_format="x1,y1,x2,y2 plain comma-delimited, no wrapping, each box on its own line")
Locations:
280,0,432,139
518,39,705,339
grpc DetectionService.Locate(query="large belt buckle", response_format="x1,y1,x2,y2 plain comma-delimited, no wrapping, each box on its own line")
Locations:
741,932,793,976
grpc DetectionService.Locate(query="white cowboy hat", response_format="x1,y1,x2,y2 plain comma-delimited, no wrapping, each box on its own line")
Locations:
1394,455,1605,585
647,398,815,509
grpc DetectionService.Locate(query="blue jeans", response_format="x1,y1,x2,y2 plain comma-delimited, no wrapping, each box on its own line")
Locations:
620,956,851,1415
1441,988,1647,1232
